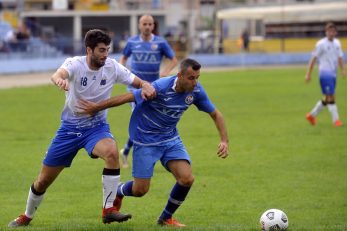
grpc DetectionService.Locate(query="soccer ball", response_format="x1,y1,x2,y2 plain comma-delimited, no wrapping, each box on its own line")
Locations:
259,209,288,231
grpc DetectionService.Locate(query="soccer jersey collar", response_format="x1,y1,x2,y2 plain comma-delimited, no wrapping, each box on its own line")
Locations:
140,34,154,42
172,76,178,92
324,37,335,43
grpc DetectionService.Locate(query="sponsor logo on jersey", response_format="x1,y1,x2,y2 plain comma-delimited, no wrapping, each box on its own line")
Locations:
134,53,159,62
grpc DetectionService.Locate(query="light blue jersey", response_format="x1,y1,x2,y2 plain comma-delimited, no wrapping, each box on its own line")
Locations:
129,76,215,145
122,34,175,83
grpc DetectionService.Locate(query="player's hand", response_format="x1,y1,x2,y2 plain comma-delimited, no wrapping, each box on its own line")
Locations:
76,99,99,116
341,69,346,78
305,74,311,83
217,141,229,159
55,78,69,91
141,82,156,100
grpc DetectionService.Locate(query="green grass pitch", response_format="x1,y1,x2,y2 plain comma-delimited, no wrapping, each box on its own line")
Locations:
0,67,346,230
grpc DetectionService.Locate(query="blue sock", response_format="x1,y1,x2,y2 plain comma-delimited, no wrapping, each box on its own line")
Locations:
117,181,134,197
123,139,133,155
159,183,191,220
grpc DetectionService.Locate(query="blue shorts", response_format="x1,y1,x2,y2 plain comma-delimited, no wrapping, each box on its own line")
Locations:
132,137,191,178
320,77,336,95
43,122,114,167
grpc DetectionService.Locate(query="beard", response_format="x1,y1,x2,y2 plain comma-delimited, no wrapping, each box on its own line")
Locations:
91,55,106,69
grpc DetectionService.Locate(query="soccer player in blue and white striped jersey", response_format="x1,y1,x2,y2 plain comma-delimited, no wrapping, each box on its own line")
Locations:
119,14,178,167
77,58,229,227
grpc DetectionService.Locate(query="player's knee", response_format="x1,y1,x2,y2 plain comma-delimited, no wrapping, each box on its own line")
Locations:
103,147,118,163
132,182,150,197
132,187,149,197
178,174,195,187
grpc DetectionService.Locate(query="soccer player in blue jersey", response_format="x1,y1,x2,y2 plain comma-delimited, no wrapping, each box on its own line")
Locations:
77,58,229,227
305,22,345,127
119,14,178,168
8,29,155,228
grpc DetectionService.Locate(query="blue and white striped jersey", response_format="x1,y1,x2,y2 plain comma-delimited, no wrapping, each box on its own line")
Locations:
129,76,215,145
122,34,175,83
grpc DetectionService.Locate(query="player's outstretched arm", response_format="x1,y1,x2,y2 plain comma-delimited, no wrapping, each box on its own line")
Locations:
209,109,229,158
51,68,69,91
77,92,135,116
131,76,156,100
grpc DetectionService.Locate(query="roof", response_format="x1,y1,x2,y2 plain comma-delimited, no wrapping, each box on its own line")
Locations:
217,1,347,23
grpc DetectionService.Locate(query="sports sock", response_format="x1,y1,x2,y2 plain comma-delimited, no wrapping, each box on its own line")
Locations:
310,100,325,117
102,168,120,209
123,139,133,155
159,183,191,220
25,184,45,218
117,181,134,197
327,103,340,123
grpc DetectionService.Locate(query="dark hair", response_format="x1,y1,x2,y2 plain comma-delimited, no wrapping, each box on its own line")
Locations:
84,29,111,50
325,22,336,30
180,58,201,74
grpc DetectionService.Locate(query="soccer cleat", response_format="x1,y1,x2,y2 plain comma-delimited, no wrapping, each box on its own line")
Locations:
334,120,343,127
113,195,124,212
157,217,186,227
306,113,316,125
102,207,132,224
8,214,32,228
120,149,129,168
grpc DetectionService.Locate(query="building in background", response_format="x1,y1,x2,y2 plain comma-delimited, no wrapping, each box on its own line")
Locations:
0,0,346,55
217,0,347,53
1,0,225,55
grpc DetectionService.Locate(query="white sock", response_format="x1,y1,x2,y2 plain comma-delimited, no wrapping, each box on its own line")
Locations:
310,100,325,117
102,175,120,209
327,104,340,122
25,187,44,219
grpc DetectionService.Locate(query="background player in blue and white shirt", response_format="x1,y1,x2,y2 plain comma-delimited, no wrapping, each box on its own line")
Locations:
8,29,155,228
305,22,345,127
78,58,229,227
119,14,178,167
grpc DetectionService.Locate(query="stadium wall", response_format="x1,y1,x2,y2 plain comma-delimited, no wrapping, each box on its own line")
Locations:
1,53,347,75
189,53,312,67
0,56,68,75
223,38,347,53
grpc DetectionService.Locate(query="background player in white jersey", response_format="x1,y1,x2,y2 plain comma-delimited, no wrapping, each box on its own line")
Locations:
305,22,345,127
8,29,155,228
77,58,229,227
119,14,178,168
